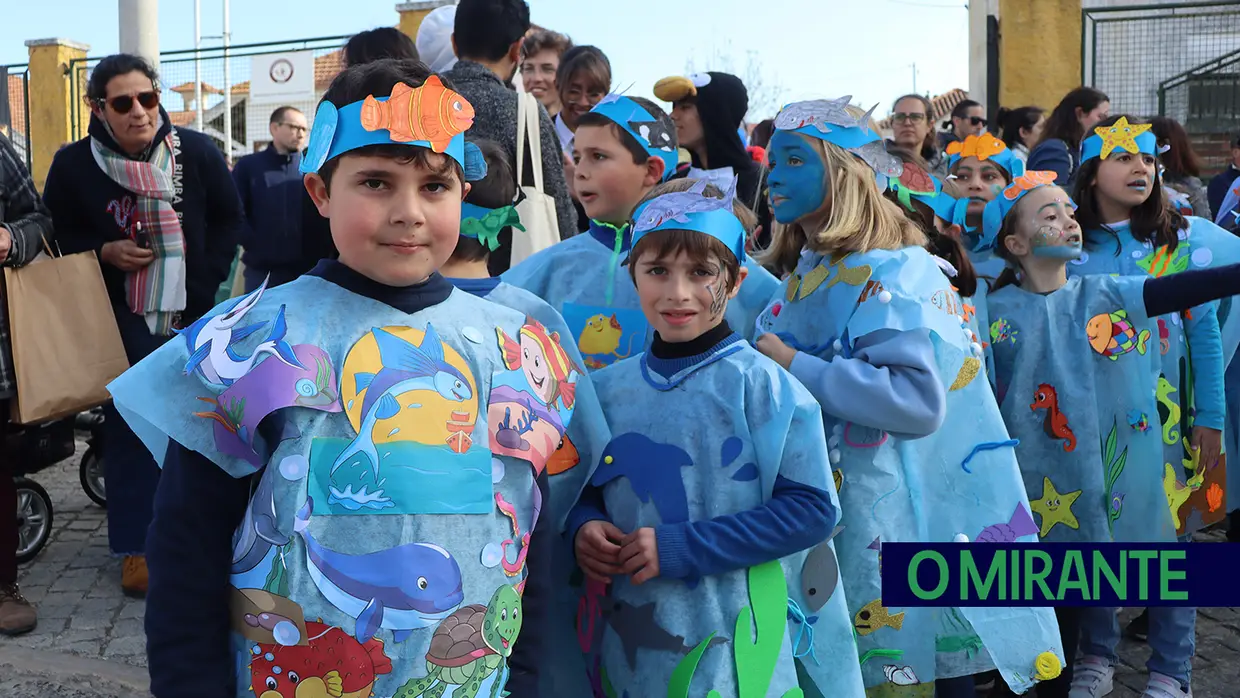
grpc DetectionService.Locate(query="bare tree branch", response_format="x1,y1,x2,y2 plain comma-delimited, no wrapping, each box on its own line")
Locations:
682,41,784,122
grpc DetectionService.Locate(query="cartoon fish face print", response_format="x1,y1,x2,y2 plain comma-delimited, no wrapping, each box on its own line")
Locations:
518,333,554,402
579,314,624,356
854,598,904,635
1085,312,1113,355
249,621,393,698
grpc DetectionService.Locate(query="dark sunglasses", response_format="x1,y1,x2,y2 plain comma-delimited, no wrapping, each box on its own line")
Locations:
97,91,160,114
968,115,988,127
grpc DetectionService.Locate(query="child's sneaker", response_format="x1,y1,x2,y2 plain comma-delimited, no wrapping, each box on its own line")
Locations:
1068,655,1114,698
1141,674,1191,698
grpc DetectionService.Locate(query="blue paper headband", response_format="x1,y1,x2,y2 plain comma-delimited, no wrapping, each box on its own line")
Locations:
300,77,486,180
980,171,1072,250
630,178,746,262
773,97,903,179
588,94,678,181
945,133,1025,179
1080,117,1157,164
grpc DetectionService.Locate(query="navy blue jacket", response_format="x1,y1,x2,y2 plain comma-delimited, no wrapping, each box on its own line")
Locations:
43,110,241,323
231,144,310,275
1207,164,1240,220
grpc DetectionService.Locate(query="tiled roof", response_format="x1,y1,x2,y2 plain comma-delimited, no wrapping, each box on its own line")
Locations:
878,88,969,131
168,110,197,127
5,74,26,139
169,81,222,95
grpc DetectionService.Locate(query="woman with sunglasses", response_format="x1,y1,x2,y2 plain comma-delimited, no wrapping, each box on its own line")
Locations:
888,93,946,176
938,99,987,151
41,53,242,598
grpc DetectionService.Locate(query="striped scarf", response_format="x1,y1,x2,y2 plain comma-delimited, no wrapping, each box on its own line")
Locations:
90,131,187,336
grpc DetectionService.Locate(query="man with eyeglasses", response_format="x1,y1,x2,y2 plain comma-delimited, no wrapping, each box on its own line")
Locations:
41,53,241,597
231,106,312,291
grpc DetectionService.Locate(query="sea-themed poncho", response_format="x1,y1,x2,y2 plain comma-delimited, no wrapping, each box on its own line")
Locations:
754,245,1064,695
571,334,866,698
987,275,1178,543
449,275,610,697
1067,216,1240,531
502,220,778,371
108,263,595,698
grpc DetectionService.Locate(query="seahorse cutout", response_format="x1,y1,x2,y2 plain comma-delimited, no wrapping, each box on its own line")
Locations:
1163,463,1196,530
1156,376,1180,446
1030,383,1076,452
577,313,638,362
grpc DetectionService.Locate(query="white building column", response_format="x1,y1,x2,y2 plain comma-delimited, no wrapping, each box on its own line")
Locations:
119,0,160,70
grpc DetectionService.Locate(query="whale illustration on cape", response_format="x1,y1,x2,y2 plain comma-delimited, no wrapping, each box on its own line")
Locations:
230,472,289,574
294,497,464,643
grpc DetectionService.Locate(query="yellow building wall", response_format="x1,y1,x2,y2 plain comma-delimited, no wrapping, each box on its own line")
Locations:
999,0,1083,110
25,38,89,192
397,1,455,42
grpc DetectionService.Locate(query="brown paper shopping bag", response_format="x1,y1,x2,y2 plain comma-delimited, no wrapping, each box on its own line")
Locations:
4,244,130,424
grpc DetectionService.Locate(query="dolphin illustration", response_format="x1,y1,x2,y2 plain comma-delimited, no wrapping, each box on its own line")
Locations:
294,497,464,643
230,472,289,574
178,277,303,386
331,324,473,479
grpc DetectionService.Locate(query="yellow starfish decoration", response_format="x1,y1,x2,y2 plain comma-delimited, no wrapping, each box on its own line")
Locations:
1030,476,1082,538
1163,462,1196,530
1093,116,1153,160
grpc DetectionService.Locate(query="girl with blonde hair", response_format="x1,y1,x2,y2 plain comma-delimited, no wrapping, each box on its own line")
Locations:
752,98,1065,696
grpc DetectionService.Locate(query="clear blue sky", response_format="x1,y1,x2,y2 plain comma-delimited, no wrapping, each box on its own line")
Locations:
3,0,970,120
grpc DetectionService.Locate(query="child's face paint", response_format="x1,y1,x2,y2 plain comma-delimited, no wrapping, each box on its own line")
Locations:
306,151,466,286
1092,150,1157,216
951,156,1009,216
1003,186,1082,262
766,131,828,225
572,124,655,225
633,247,746,343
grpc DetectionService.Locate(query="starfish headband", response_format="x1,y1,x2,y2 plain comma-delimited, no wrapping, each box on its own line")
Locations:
773,97,903,181
945,133,1026,178
460,201,527,251
1080,117,1156,163
980,171,1071,250
301,76,486,180
630,177,747,262
588,94,679,181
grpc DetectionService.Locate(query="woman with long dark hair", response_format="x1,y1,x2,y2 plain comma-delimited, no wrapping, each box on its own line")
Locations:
996,105,1044,163
1151,115,1211,218
1026,86,1110,185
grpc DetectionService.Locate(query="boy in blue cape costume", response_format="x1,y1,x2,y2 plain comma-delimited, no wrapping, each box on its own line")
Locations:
566,176,865,697
502,94,777,371
109,63,583,698
980,171,1240,698
752,97,1064,695
439,137,611,696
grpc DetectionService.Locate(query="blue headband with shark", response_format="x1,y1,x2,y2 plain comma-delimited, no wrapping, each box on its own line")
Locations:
588,94,678,182
630,177,747,262
1080,116,1158,164
773,97,903,181
300,78,486,181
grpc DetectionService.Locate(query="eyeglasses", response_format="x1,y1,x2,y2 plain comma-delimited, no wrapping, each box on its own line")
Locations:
279,122,308,134
891,112,927,124
98,91,160,114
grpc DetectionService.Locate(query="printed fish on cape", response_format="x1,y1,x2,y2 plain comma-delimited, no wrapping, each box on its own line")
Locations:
177,277,302,386
633,176,737,232
331,324,473,479
774,95,876,134
360,75,475,153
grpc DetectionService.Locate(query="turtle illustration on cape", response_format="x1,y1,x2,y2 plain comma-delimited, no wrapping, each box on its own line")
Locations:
395,584,522,698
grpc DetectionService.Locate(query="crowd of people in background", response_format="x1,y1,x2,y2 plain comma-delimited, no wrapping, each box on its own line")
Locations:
2,1,1240,697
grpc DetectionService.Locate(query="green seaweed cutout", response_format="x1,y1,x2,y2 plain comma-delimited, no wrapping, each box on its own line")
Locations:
315,355,332,393
1103,418,1128,535
667,560,803,698
935,634,983,658
263,543,290,597
222,396,246,427
858,648,904,666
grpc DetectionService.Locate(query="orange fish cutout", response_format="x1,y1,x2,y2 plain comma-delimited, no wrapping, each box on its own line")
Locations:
946,133,1007,162
1003,171,1058,200
359,76,475,153
546,434,581,475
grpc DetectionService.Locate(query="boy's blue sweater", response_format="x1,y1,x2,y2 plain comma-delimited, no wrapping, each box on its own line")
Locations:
144,262,547,697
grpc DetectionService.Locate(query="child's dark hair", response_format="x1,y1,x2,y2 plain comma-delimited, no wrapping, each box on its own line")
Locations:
451,139,517,264
625,179,753,290
315,59,462,191
883,147,978,296
1035,86,1109,149
997,105,1044,150
344,27,419,67
577,97,676,167
453,0,531,62
749,119,775,149
1071,114,1185,251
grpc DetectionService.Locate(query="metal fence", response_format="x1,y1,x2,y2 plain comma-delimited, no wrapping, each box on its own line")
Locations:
1,64,32,173
69,35,350,161
1083,1,1240,118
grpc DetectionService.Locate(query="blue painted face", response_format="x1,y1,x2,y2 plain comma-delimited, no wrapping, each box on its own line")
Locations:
766,131,828,225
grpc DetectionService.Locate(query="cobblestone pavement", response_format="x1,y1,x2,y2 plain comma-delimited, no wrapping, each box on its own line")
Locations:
2,445,1238,696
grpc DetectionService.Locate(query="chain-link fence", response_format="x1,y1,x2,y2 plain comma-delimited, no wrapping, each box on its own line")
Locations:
69,35,349,163
1,64,31,173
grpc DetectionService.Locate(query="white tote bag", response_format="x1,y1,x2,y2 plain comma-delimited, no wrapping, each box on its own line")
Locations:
510,91,561,267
